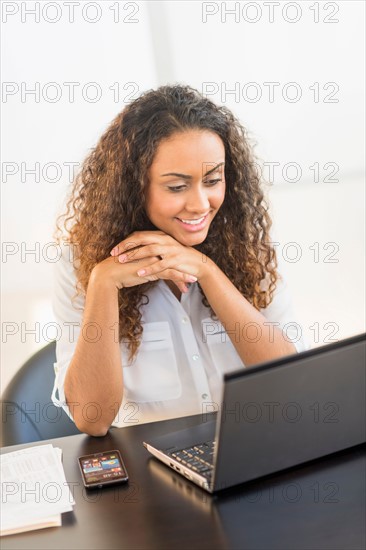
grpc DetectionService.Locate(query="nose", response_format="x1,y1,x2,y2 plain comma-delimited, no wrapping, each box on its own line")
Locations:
185,186,210,214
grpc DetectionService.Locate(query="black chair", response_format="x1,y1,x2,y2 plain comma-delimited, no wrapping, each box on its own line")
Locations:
1,341,80,447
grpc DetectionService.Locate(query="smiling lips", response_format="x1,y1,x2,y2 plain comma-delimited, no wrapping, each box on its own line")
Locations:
175,213,210,232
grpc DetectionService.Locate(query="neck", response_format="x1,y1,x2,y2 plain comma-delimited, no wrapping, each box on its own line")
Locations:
164,280,182,301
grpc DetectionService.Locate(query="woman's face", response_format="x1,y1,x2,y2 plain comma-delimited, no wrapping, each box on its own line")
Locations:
145,130,226,246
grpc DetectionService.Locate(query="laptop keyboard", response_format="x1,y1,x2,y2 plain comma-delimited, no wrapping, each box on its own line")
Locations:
168,441,215,479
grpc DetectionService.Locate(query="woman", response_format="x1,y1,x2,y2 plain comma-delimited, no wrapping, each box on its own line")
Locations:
51,84,307,436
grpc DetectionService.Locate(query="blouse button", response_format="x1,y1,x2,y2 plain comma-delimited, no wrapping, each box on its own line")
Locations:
182,317,189,324
192,354,199,361
202,394,209,399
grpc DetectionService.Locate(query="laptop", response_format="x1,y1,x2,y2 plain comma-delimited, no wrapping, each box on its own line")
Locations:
143,333,366,493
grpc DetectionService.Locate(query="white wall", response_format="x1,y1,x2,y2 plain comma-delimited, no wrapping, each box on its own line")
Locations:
1,0,158,390
1,1,365,393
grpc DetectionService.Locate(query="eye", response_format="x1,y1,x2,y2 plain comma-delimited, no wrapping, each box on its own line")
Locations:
204,178,222,186
167,185,186,193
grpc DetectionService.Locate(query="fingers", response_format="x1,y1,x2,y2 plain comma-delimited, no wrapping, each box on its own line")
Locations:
173,281,189,294
110,231,168,257
139,256,162,268
109,231,198,290
116,244,163,264
137,267,198,284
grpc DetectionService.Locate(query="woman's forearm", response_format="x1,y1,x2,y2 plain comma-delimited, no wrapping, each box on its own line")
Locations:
64,270,123,436
199,260,297,367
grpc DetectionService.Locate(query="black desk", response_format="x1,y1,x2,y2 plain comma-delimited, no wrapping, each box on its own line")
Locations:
1,413,365,550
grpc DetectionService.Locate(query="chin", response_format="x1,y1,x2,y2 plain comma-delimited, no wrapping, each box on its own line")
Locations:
178,232,208,247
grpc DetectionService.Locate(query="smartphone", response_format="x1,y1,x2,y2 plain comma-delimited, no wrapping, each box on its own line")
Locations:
78,450,129,489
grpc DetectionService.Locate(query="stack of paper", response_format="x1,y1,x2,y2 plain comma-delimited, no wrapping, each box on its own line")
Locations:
0,444,75,536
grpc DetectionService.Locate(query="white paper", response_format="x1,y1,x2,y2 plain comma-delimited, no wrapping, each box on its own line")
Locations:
0,444,75,534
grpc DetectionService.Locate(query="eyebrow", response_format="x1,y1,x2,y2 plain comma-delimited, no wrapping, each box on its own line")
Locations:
160,162,225,179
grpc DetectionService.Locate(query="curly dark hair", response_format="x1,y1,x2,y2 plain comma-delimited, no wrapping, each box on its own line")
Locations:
55,84,278,361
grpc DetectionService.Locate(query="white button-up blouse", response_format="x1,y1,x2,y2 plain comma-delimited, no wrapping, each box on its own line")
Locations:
51,246,308,428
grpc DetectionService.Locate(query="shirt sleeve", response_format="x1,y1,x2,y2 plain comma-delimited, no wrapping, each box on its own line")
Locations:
51,244,85,422
259,242,310,354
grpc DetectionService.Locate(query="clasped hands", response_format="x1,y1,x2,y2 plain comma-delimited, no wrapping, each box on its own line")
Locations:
110,230,210,293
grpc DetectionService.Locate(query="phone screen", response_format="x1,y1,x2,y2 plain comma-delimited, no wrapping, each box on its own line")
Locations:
78,450,128,487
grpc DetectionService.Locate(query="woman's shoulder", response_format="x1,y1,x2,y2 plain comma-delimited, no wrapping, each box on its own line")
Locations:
53,240,84,304
55,240,80,275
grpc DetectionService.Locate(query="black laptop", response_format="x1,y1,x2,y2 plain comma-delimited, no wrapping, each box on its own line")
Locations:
143,333,366,493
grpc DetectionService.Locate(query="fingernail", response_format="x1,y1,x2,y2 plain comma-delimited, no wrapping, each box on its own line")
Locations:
110,248,117,256
118,254,127,263
188,276,197,282
137,269,146,276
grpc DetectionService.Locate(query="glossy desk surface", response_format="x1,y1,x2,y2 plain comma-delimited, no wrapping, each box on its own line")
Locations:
1,413,365,550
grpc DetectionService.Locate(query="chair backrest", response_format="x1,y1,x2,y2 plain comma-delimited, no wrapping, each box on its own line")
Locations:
1,341,80,447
